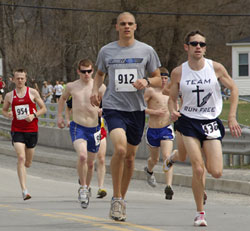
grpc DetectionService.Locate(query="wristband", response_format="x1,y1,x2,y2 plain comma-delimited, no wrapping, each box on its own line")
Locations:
33,113,37,118
143,77,150,86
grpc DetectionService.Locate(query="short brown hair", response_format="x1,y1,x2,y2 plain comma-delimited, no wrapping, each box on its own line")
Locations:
13,68,27,74
184,30,205,44
78,59,93,70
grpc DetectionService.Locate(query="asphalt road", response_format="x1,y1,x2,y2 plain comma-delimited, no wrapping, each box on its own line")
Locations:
0,154,250,231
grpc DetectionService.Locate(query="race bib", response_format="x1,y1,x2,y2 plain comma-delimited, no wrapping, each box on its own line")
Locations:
94,130,101,146
202,121,221,139
15,104,30,120
115,69,138,92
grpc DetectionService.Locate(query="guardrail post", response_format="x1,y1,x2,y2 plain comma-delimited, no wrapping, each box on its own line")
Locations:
223,154,230,167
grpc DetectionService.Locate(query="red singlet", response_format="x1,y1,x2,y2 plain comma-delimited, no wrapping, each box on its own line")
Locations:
11,87,38,132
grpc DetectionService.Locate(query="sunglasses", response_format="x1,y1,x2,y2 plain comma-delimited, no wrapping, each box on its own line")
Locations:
79,69,92,74
187,41,206,47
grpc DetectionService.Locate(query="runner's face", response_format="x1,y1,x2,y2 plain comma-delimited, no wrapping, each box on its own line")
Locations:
185,34,206,59
78,65,93,80
161,76,168,86
116,14,137,40
13,72,27,88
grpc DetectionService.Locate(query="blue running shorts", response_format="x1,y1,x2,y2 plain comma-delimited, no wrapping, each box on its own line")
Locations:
103,109,145,146
146,124,175,147
70,121,101,153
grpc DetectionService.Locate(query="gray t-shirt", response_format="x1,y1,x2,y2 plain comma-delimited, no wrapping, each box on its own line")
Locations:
96,40,161,111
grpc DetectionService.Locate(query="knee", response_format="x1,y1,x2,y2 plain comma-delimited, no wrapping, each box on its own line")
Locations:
25,160,32,168
209,169,222,179
115,146,127,159
98,157,105,166
17,155,25,165
151,157,159,165
87,161,95,171
78,153,87,163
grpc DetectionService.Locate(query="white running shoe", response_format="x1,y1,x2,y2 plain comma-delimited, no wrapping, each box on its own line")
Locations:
78,187,89,209
194,212,208,227
109,198,124,221
144,167,157,187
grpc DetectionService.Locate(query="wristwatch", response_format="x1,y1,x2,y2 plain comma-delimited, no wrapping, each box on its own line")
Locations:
33,113,37,118
143,77,150,87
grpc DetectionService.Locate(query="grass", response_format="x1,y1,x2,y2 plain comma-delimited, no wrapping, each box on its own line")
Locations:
219,99,250,127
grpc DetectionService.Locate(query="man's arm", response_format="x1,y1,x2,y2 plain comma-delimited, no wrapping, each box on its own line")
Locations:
2,92,13,119
90,70,106,106
214,61,241,137
168,66,181,122
57,84,71,128
25,89,47,122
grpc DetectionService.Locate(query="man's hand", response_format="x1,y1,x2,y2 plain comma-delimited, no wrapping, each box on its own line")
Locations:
154,108,168,117
25,114,35,122
7,111,13,119
90,92,101,107
132,79,148,90
228,117,242,137
170,110,181,122
57,116,65,129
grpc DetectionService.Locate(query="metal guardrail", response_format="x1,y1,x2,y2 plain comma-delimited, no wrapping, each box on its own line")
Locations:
0,101,250,167
38,103,59,126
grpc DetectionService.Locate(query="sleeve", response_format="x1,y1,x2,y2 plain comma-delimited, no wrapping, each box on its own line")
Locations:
146,47,161,74
96,47,107,74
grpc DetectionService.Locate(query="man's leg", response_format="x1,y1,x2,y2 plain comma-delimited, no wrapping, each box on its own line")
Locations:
14,142,27,191
109,128,127,198
24,147,35,168
147,146,160,172
161,140,174,199
144,146,159,188
109,128,128,221
161,140,174,186
96,138,107,189
73,139,88,186
121,143,139,199
203,140,223,179
86,152,97,187
182,136,205,213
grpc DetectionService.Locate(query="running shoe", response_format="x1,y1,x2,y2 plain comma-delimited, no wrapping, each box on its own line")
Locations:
194,211,207,227
22,189,31,201
163,158,175,172
109,198,124,221
144,166,157,187
164,185,174,200
97,188,107,198
78,187,89,209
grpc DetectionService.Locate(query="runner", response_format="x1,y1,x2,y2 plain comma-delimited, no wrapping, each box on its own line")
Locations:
144,67,175,200
2,68,46,200
57,59,106,208
90,12,161,221
168,30,242,226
